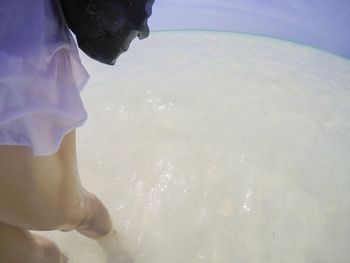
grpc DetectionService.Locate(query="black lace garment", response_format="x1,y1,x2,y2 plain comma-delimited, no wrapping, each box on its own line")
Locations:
60,0,155,65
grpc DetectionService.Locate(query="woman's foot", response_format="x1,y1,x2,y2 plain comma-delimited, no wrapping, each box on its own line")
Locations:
96,229,134,263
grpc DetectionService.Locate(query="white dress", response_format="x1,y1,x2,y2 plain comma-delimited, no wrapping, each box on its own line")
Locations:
0,0,90,156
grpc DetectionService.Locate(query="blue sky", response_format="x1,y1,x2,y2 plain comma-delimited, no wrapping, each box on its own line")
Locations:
149,0,350,59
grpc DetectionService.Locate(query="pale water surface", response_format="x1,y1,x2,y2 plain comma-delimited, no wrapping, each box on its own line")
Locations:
35,31,350,263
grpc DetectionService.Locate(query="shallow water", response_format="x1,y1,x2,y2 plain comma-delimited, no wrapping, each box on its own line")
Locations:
35,31,350,263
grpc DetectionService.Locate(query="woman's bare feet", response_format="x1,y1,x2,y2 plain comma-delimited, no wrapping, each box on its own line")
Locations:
96,229,134,263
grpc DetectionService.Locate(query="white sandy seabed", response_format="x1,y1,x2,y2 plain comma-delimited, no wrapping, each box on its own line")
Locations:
35,31,350,263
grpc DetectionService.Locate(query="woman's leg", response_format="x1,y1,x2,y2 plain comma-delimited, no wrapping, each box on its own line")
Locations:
0,222,67,263
0,129,114,262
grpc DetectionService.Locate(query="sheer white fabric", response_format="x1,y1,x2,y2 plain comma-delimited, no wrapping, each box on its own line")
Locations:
0,0,90,156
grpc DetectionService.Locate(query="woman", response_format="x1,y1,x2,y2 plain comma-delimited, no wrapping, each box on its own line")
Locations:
0,0,130,262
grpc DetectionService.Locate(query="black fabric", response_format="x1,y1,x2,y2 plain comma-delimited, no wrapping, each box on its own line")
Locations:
60,0,155,65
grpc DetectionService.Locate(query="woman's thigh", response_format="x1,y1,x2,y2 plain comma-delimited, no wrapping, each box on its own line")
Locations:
0,129,89,231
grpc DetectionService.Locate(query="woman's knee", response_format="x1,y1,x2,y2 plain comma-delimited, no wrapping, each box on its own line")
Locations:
31,233,67,263
55,187,94,232
73,191,113,238
0,223,63,263
37,186,91,231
